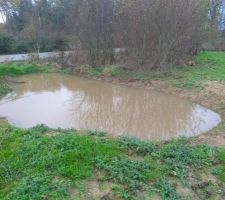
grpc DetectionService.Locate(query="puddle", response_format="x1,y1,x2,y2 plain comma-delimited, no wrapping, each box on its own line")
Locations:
0,74,221,141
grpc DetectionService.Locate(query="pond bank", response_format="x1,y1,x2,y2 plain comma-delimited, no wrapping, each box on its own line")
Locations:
0,52,225,146
0,51,225,199
72,51,225,147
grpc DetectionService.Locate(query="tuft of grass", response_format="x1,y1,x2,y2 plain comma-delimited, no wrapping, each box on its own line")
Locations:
215,148,225,182
95,158,155,197
29,124,50,134
101,65,123,77
88,67,103,76
87,130,107,137
119,136,158,155
0,80,11,97
157,179,183,200
88,65,123,77
159,140,214,185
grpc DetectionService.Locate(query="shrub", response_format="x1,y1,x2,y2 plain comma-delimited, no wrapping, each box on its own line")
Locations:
0,34,14,55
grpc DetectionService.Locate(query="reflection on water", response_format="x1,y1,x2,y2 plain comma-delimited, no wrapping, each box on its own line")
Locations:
0,74,221,141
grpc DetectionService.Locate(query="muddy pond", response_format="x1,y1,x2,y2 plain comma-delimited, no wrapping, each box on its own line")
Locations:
0,74,221,141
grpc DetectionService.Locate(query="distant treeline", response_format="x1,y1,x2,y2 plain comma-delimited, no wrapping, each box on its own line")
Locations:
0,0,224,69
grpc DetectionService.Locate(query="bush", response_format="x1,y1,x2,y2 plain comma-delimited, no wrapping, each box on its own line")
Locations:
13,40,30,54
0,34,14,55
116,0,207,69
52,38,69,51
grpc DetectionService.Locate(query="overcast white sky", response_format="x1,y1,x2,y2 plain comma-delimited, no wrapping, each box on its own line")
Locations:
0,12,5,23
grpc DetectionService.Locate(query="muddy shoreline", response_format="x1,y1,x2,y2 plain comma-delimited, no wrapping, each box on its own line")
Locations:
1,71,224,146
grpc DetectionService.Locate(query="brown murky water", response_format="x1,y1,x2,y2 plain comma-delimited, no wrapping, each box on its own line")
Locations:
0,74,221,141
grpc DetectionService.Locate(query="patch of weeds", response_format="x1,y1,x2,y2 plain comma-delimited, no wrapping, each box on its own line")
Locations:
29,124,50,134
215,122,225,132
95,158,162,198
70,181,91,200
157,179,183,200
0,80,11,97
88,67,103,76
116,189,135,200
215,148,225,182
119,137,158,155
175,79,204,90
101,65,123,77
191,181,225,200
6,174,70,200
88,65,123,77
145,156,170,181
160,141,213,185
87,130,107,137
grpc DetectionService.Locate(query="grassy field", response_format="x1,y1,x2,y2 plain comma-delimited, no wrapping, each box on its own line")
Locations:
0,52,225,199
1,125,225,200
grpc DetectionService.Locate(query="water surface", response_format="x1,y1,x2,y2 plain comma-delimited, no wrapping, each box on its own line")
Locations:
0,74,221,141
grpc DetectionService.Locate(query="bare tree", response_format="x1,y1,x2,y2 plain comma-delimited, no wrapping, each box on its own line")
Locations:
0,0,213,69
114,0,207,70
68,0,115,66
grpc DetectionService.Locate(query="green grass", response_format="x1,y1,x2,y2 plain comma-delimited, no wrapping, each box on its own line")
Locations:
215,148,225,182
6,174,70,200
0,63,49,76
157,179,182,200
170,51,225,89
0,125,224,199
